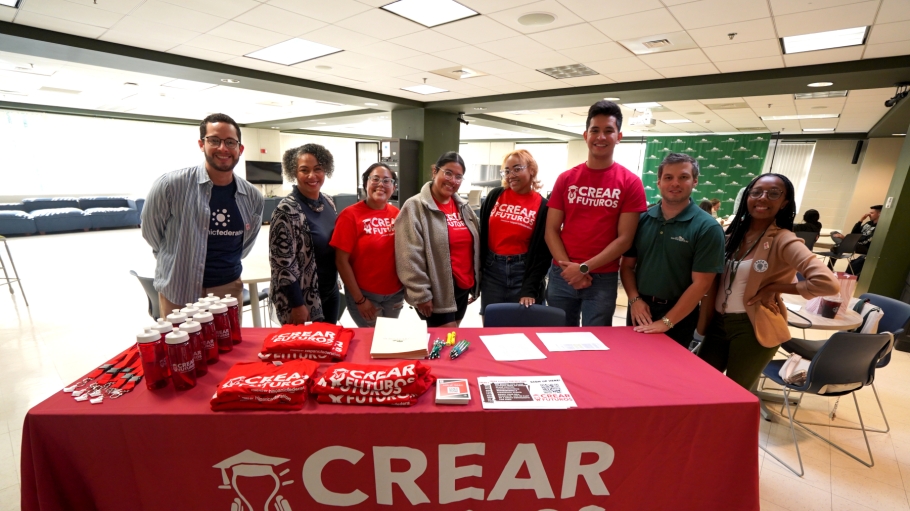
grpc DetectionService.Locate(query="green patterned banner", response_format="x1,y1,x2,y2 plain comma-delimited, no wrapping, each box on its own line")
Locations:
641,134,771,217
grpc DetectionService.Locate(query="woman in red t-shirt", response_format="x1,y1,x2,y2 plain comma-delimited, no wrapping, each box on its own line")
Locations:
479,149,551,321
330,164,403,327
395,152,481,328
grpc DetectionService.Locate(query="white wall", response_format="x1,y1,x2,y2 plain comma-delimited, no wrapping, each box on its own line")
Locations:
799,140,862,231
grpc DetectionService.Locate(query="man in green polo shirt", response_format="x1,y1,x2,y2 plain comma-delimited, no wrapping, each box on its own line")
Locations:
620,153,725,347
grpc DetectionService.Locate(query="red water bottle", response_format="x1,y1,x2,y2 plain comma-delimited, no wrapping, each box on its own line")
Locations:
165,329,196,390
151,318,173,344
137,328,169,390
192,311,221,362
166,309,187,330
180,320,208,377
180,303,200,320
208,301,233,353
221,294,242,344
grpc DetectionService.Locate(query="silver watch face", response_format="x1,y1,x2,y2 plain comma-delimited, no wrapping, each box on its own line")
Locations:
580,263,589,273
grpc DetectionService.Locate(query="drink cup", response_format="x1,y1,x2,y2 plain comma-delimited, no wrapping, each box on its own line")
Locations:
820,296,842,319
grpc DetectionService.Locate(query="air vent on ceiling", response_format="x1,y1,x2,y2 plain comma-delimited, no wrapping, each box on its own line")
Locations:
643,39,671,49
39,86,81,95
794,90,848,99
430,66,487,80
618,31,697,55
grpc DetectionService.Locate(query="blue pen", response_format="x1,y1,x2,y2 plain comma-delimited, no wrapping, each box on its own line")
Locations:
450,340,470,360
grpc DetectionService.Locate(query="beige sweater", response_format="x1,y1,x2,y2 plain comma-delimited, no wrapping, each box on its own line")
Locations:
395,182,481,313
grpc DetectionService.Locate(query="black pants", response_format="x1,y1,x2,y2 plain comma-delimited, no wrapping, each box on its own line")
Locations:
626,296,699,347
417,283,470,327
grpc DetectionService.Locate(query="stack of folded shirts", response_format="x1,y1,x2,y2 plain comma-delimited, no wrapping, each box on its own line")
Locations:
211,359,320,411
312,361,436,407
259,323,354,362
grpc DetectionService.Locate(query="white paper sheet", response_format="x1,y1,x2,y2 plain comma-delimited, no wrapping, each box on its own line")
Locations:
536,332,608,352
783,301,801,312
479,333,546,361
477,375,576,409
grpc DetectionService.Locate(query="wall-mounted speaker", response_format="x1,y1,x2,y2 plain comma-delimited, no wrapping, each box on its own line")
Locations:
852,140,864,164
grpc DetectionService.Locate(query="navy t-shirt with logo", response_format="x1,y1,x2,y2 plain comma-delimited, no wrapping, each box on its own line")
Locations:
203,180,243,287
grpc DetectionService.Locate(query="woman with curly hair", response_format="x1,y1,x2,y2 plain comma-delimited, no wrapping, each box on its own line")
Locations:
478,149,551,319
268,143,340,325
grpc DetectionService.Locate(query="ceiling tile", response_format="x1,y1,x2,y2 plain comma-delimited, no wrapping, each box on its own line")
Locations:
479,81,535,93
591,8,683,41
308,51,379,70
13,11,107,38
604,67,661,81
355,41,424,61
669,0,771,30
703,39,781,62
558,0,666,22
224,56,284,72
266,0,371,23
457,0,543,15
586,56,652,74
771,0,870,15
208,21,289,47
688,18,778,47
431,15,521,44
64,0,147,15
434,46,503,65
863,39,910,58
868,20,910,44
714,55,784,72
167,45,237,62
783,45,865,66
109,15,201,43
528,23,612,50
509,51,576,69
233,4,325,37
302,25,381,50
476,35,552,58
876,0,910,23
161,0,258,19
21,0,123,28
523,80,573,90
656,62,720,78
560,75,615,86
394,54,458,72
639,48,710,68
183,34,262,56
469,59,531,74
100,27,199,52
559,42,634,62
499,69,552,83
387,30,465,53
487,0,585,34
367,61,422,78
335,9,425,39
0,6,14,22
774,1,879,37
130,1,227,33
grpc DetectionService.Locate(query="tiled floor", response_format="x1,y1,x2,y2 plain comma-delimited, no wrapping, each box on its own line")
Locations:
2,227,910,510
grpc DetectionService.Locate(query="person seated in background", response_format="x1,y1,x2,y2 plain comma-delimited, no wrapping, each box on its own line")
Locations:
699,199,714,214
331,163,403,327
479,149,551,320
792,209,823,241
710,198,721,218
830,205,881,275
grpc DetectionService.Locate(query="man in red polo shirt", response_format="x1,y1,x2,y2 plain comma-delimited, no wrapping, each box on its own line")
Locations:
545,100,647,326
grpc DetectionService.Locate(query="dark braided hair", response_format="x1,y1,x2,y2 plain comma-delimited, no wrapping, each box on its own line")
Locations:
723,173,797,260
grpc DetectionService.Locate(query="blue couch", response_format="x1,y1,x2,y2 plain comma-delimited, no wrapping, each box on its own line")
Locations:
0,197,145,235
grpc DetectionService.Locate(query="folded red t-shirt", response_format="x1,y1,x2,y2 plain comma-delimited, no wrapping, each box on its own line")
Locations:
312,361,435,407
210,359,319,411
259,323,354,361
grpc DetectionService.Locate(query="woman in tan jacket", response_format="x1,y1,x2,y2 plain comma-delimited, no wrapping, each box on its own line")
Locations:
698,173,839,390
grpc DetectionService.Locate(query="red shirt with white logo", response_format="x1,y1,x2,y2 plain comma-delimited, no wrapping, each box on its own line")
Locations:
548,162,647,273
330,201,401,295
488,188,543,255
435,198,475,289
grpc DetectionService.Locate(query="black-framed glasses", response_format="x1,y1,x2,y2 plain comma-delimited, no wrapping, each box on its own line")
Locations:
203,136,240,150
368,177,395,186
749,188,783,200
500,165,526,177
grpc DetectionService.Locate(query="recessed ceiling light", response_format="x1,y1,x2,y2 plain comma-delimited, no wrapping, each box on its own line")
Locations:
604,97,620,101
662,119,692,124
795,90,847,99
364,102,378,106
473,107,486,110
401,84,449,95
245,38,342,66
782,27,868,54
381,0,478,28
161,79,216,91
807,82,834,87
894,133,906,136
517,12,556,26
221,78,240,84
760,114,840,121
623,102,661,110
802,128,835,132
271,126,280,129
537,64,598,79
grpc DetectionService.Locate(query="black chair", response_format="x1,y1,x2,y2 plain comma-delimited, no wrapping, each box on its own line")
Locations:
794,231,818,251
484,303,565,327
129,270,160,320
814,232,861,271
761,332,893,476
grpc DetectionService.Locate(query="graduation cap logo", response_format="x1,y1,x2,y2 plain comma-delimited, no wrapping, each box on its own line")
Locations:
214,450,293,511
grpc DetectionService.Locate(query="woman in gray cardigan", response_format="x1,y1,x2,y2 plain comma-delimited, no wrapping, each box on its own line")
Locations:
395,152,481,327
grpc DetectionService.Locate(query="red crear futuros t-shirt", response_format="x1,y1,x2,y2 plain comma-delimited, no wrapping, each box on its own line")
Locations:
329,201,402,295
210,359,319,411
311,361,436,407
259,323,354,361
488,188,543,256
548,161,647,273
434,198,474,289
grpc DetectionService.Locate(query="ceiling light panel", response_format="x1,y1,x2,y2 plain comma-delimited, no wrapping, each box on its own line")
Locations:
802,128,835,132
245,39,342,66
761,114,840,121
0,0,19,6
536,64,598,79
781,26,868,54
381,0,478,28
662,119,692,124
401,84,449,95
794,91,848,99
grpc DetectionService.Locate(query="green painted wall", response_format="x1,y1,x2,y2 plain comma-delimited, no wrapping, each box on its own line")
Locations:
391,108,461,184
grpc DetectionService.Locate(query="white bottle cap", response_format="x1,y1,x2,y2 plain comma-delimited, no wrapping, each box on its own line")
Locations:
193,301,209,311
221,294,239,307
166,309,187,325
137,328,160,344
165,329,189,344
209,301,228,314
181,319,201,333
203,293,221,304
151,318,173,334
193,311,214,323
180,305,200,318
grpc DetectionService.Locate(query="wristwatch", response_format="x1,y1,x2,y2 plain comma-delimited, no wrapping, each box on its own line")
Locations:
629,296,641,306
661,317,675,329
579,263,590,274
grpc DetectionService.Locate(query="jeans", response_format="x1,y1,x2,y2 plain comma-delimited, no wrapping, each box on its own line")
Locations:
320,283,340,324
480,252,526,314
698,312,778,390
344,287,405,328
546,263,618,326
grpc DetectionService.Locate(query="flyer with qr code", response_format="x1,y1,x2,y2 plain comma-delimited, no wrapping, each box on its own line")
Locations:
477,376,576,409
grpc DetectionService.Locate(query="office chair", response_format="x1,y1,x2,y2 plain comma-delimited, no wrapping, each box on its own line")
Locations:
814,232,861,272
484,303,565,327
130,270,160,320
793,231,818,251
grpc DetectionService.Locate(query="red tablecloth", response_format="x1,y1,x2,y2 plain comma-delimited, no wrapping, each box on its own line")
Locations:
22,327,759,511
